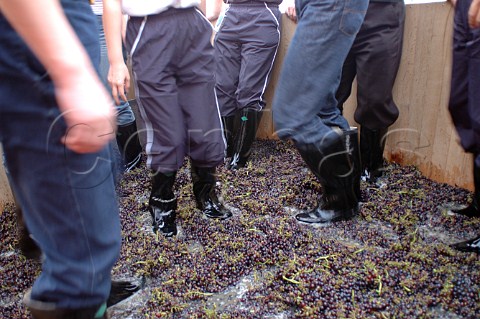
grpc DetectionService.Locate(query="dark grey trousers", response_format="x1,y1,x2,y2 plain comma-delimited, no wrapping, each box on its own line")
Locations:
214,3,281,116
336,2,405,130
125,8,226,173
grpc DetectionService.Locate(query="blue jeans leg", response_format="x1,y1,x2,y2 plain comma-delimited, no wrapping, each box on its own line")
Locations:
273,0,368,149
0,2,121,309
96,15,136,127
1,99,121,309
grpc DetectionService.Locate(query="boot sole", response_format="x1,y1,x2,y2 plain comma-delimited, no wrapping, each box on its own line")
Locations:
204,212,233,220
295,207,358,224
295,215,354,224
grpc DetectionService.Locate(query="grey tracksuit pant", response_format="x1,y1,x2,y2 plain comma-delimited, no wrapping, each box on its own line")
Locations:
214,2,281,115
125,7,226,173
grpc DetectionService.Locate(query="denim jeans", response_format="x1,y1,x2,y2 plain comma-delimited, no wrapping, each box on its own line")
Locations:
0,1,121,309
96,15,134,179
273,0,368,149
96,15,136,126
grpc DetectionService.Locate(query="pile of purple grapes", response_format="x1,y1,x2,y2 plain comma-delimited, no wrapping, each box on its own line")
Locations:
1,140,479,318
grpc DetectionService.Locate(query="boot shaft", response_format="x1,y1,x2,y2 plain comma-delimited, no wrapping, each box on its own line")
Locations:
116,121,142,172
345,128,362,201
360,126,388,176
297,128,360,209
474,161,480,202
299,128,358,188
190,165,232,219
150,171,177,201
149,171,178,235
228,108,263,169
221,115,236,158
191,165,216,203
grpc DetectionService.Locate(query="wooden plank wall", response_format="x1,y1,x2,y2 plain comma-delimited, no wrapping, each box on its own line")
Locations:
0,145,13,208
259,2,474,191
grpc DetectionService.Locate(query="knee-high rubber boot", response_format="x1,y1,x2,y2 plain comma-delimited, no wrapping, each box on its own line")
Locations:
149,172,177,237
24,291,109,319
191,166,233,219
295,128,360,224
116,121,142,172
452,159,480,217
221,115,236,158
349,127,362,201
228,108,262,170
360,126,388,183
15,205,42,261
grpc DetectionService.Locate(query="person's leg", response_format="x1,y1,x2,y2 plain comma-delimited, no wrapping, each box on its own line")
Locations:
149,171,178,236
0,3,121,316
116,99,143,172
452,156,480,217
1,61,120,316
295,128,361,223
2,151,43,260
226,4,281,169
126,14,188,174
214,8,242,119
179,9,232,219
273,0,367,149
96,14,142,173
449,0,480,155
352,2,405,183
335,50,357,115
353,2,404,130
449,0,480,217
126,13,189,236
214,7,242,158
273,0,367,223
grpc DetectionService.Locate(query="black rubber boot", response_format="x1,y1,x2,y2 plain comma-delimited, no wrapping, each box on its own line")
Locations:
24,290,108,319
360,126,388,183
149,172,177,237
191,166,232,219
451,234,480,253
228,108,262,170
107,278,144,307
15,204,42,261
222,115,236,158
348,127,362,201
295,128,360,224
116,120,142,172
452,160,480,217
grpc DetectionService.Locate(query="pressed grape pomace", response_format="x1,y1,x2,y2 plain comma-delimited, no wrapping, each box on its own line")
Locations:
1,140,479,318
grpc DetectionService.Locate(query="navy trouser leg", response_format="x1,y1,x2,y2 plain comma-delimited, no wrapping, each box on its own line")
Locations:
449,0,480,163
352,2,404,130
